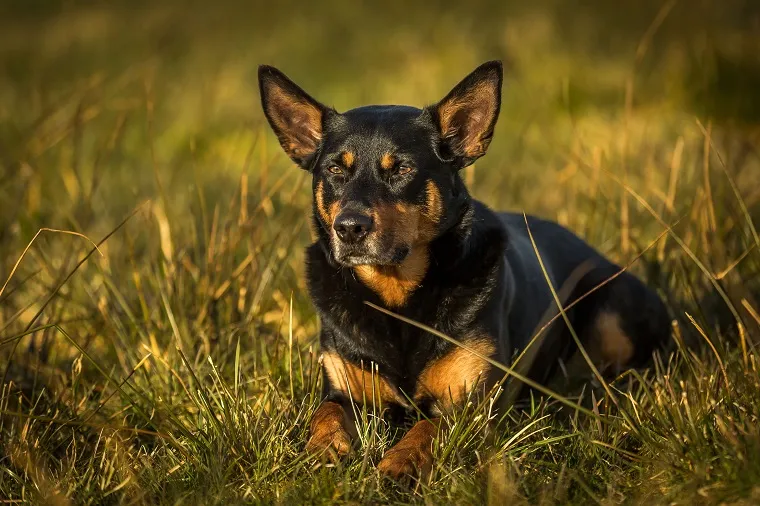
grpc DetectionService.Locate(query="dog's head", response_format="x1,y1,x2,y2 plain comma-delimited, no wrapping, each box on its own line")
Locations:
258,61,502,267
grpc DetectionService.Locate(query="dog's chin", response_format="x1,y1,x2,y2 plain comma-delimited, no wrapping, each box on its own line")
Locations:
335,255,383,267
334,246,411,267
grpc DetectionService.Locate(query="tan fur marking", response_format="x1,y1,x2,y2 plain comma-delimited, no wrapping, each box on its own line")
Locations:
315,181,330,224
341,151,355,168
380,152,395,170
329,202,340,225
415,339,496,412
595,312,634,369
377,418,439,479
306,400,352,458
354,248,429,308
438,81,497,158
315,181,340,226
546,312,635,392
322,352,407,407
353,183,443,307
267,87,323,159
424,180,443,228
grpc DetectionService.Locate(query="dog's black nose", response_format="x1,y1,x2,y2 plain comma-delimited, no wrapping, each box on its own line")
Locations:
333,211,374,243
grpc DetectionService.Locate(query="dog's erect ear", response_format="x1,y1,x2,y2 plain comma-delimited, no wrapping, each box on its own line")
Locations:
258,65,327,168
430,61,503,168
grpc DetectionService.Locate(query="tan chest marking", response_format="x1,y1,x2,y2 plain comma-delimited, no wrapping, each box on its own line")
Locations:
354,180,443,308
414,339,496,413
354,247,429,308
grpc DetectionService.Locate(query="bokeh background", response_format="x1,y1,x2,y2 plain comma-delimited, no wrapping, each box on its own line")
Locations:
1,1,760,503
3,0,760,217
2,0,759,335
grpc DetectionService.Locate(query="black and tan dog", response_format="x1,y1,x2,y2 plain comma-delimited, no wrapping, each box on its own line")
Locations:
258,61,670,478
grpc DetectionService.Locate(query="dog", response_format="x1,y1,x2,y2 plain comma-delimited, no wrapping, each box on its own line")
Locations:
258,61,670,479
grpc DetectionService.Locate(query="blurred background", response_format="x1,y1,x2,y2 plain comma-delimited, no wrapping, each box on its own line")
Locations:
1,0,759,390
2,0,760,214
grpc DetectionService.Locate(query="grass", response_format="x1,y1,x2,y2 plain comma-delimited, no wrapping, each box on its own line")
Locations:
1,0,760,504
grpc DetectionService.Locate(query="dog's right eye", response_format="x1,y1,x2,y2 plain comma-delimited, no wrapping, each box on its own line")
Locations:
327,166,344,175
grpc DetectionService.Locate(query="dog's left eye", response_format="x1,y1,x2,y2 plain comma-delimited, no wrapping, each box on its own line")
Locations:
396,165,413,176
327,166,344,175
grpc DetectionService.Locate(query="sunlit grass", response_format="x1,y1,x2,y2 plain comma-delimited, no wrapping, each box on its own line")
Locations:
1,1,760,504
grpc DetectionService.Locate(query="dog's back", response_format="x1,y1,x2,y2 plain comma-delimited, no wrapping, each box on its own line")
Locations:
499,212,670,387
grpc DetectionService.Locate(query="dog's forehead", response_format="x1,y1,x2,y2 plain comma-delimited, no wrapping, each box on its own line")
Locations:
341,104,423,123
324,105,433,156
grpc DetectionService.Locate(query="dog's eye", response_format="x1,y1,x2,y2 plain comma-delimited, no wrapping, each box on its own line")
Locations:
396,165,413,176
327,166,343,175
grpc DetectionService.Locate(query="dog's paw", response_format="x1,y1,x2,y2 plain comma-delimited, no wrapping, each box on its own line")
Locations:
306,400,353,462
305,427,352,462
377,442,433,480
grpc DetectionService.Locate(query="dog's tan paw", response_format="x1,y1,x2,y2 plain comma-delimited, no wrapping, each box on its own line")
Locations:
305,427,352,461
306,401,353,462
378,418,438,480
377,441,433,480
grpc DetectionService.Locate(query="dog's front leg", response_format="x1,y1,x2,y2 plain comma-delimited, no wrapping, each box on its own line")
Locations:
377,417,439,479
305,400,354,460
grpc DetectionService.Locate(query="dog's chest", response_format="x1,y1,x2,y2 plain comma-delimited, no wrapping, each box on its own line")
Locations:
354,318,440,382
331,314,497,416
322,263,498,366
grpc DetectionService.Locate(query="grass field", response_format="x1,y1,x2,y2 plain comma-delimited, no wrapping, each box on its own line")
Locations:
1,0,760,504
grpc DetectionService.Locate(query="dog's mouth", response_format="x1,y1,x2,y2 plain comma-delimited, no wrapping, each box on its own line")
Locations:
334,245,411,267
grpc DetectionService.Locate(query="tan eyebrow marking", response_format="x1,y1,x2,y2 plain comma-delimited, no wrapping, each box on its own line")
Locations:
341,151,355,167
380,152,395,170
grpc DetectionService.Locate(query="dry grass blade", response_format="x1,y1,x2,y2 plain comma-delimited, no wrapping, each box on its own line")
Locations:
521,214,640,436
1,203,148,393
600,167,745,326
0,228,103,299
696,119,760,250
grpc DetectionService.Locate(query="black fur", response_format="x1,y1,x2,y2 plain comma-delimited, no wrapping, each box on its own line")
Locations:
258,60,671,425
